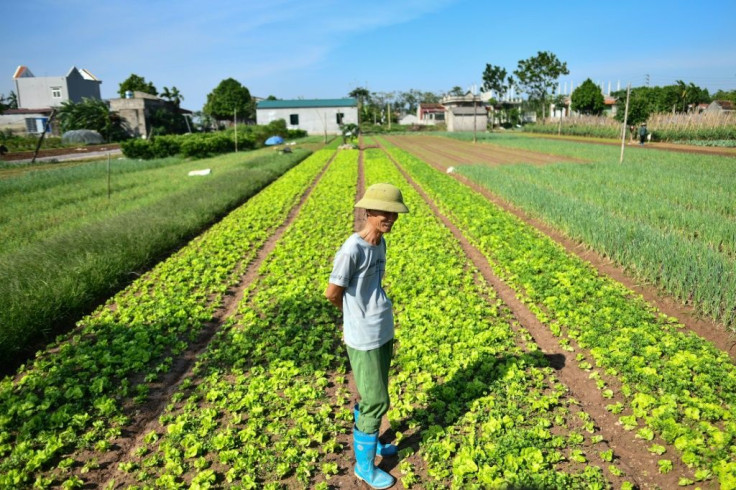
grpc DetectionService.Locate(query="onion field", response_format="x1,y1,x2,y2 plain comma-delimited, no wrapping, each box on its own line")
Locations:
1,136,734,489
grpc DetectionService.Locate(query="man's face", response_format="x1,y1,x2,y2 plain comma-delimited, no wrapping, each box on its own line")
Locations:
367,210,399,233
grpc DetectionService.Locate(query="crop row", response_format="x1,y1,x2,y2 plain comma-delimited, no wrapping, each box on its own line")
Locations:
100,148,360,489
380,139,736,488
456,162,736,329
0,149,335,488
362,148,621,489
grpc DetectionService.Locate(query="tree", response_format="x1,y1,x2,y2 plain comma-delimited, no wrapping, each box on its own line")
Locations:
713,89,736,104
613,88,650,127
57,98,128,141
482,64,514,99
203,78,253,121
118,74,157,98
349,87,371,125
571,78,605,115
513,51,569,120
448,86,465,97
482,64,515,128
0,91,18,114
673,80,709,112
161,86,184,108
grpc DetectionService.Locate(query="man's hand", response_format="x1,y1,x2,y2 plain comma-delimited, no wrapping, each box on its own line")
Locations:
324,283,345,311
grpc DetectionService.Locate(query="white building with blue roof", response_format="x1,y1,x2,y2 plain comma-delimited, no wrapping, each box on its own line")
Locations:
256,98,358,135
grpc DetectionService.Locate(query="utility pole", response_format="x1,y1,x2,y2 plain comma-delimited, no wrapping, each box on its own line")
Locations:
619,83,631,164
234,108,238,152
473,85,478,143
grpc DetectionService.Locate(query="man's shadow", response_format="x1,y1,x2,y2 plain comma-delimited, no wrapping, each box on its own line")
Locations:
375,350,566,480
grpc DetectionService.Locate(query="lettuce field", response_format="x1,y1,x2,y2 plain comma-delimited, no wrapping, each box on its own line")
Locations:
1,134,735,489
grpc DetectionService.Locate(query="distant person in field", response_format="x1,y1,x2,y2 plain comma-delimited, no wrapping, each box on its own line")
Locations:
639,123,648,145
325,183,409,489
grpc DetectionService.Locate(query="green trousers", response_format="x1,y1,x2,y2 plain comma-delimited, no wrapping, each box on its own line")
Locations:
346,339,394,434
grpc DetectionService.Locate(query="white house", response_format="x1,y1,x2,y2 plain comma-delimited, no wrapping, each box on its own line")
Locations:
256,98,358,135
1,65,102,135
13,65,101,109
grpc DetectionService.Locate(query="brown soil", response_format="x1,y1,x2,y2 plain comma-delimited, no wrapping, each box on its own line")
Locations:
384,134,585,168
0,143,121,161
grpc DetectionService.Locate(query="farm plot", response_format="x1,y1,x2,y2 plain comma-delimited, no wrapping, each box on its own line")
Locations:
2,137,734,489
0,147,315,365
81,147,623,489
386,133,736,334
0,149,334,488
379,137,736,488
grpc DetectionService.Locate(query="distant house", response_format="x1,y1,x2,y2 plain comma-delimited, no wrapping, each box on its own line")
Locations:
109,91,192,138
2,65,102,135
705,100,734,113
256,98,358,135
552,94,618,119
441,95,487,132
13,65,101,109
417,103,445,125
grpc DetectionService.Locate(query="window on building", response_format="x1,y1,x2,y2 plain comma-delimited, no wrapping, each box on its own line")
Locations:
289,114,299,125
51,87,62,98
336,112,344,125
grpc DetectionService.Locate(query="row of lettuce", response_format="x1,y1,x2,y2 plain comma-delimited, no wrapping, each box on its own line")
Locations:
0,148,336,488
0,149,311,365
90,147,625,489
120,120,307,159
378,137,736,488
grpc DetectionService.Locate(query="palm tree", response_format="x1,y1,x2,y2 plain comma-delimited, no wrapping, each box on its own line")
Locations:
169,86,183,108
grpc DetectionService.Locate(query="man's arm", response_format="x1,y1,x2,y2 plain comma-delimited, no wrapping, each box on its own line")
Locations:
324,283,345,311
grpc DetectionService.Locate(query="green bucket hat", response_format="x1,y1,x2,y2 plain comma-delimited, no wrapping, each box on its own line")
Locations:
355,183,410,214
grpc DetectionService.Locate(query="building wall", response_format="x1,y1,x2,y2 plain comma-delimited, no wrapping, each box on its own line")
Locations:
66,69,102,103
16,76,67,108
109,94,168,137
15,70,101,109
256,106,358,135
447,113,486,132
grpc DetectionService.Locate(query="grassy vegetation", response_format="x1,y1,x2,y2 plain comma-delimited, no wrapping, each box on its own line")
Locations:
0,147,316,364
521,112,736,142
440,133,736,330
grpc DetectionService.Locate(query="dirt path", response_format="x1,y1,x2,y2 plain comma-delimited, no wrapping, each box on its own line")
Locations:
81,151,339,488
385,134,583,168
373,142,690,489
385,134,736,361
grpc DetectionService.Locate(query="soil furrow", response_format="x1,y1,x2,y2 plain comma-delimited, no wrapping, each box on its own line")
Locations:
377,141,683,489
386,134,736,360
81,150,339,488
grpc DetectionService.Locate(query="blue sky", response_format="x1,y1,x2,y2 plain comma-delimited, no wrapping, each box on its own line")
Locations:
2,0,735,111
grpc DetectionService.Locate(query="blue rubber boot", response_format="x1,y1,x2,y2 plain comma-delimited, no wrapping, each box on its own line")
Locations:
354,404,398,457
353,427,396,489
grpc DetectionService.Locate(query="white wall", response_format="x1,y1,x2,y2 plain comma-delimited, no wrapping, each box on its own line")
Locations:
257,106,358,135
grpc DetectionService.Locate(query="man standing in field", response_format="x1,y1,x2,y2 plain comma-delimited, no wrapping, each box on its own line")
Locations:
324,183,409,489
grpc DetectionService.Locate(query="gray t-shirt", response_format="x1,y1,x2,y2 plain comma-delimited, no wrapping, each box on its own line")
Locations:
329,233,394,351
